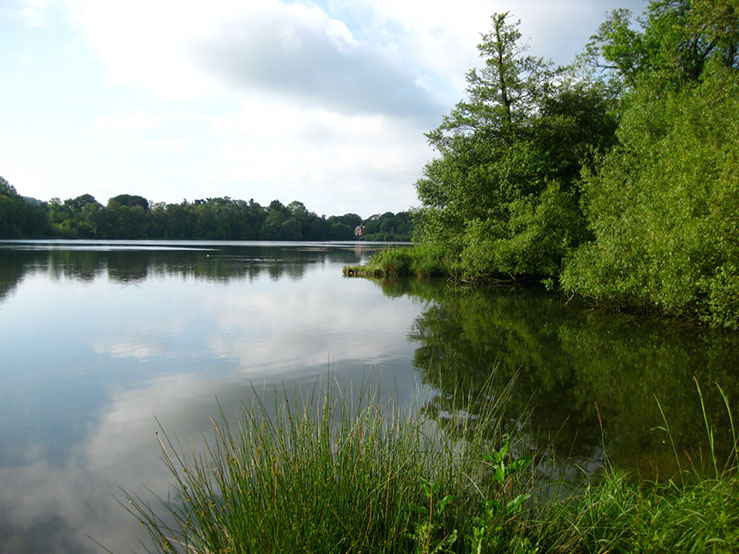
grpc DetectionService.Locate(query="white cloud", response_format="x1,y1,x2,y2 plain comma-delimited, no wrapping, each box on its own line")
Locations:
92,111,165,131
60,0,442,119
12,0,61,27
207,94,429,213
193,4,442,120
7,0,649,214
324,0,648,98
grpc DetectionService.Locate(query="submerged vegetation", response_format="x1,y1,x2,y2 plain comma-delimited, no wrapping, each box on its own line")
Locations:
349,1,739,328
128,376,739,553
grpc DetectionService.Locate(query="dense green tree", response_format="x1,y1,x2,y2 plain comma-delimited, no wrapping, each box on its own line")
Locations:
0,176,18,197
559,1,739,328
585,0,739,90
0,177,51,238
261,200,292,240
324,213,361,240
0,176,414,242
401,4,738,328
65,193,99,214
561,62,739,328
108,194,149,211
414,13,616,280
331,213,362,230
162,201,194,239
48,194,104,237
362,212,413,241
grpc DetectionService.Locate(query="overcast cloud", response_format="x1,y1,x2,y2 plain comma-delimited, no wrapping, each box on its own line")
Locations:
1,0,647,217
196,6,445,122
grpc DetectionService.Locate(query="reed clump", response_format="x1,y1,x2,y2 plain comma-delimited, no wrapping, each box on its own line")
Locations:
126,377,739,553
344,244,452,279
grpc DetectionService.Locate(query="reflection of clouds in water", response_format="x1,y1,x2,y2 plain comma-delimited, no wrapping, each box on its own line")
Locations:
91,337,165,360
0,374,246,553
0,367,424,552
0,456,93,553
0,428,168,553
84,269,426,372
0,246,428,551
204,272,426,371
88,314,192,365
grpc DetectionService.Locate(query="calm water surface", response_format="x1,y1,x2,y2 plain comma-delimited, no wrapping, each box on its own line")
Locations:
0,240,736,553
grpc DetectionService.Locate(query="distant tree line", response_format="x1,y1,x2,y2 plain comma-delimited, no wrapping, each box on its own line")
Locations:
0,177,52,238
0,184,413,242
359,211,412,241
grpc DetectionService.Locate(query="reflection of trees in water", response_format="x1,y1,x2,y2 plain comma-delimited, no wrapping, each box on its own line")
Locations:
0,250,40,302
48,250,106,282
378,279,739,476
0,244,381,289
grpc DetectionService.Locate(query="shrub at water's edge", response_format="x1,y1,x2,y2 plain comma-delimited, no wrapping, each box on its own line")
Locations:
126,377,739,553
559,64,739,330
343,242,553,285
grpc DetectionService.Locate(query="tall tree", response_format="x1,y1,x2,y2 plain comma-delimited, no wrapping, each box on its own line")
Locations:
415,13,616,280
0,176,18,198
585,0,739,89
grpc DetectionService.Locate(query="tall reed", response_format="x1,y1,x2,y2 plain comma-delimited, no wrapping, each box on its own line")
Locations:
125,374,533,553
125,376,738,553
533,380,739,553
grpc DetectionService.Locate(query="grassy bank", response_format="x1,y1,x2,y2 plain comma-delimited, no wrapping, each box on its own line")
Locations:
344,244,452,279
344,244,535,284
127,378,739,553
344,243,739,329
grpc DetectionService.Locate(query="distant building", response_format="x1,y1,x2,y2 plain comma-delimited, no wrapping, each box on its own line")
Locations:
354,225,366,237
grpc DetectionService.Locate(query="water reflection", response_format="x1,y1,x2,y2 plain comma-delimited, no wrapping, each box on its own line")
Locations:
0,250,40,301
0,241,378,291
0,370,413,553
378,279,739,477
1,242,737,552
0,241,421,552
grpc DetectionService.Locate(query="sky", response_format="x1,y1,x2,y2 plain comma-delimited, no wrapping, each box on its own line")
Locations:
1,0,646,218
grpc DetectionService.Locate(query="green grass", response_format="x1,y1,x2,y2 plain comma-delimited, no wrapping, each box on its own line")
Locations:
344,244,453,279
126,377,739,553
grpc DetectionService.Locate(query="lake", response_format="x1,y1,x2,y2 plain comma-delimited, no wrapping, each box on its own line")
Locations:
0,240,737,553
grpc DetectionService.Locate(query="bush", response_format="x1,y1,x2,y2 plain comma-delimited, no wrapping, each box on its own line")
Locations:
458,182,587,281
562,64,739,328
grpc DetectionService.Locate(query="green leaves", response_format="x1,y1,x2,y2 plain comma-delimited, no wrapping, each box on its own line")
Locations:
480,440,531,485
409,477,458,554
414,13,616,281
586,0,739,91
561,64,739,328
414,3,737,327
